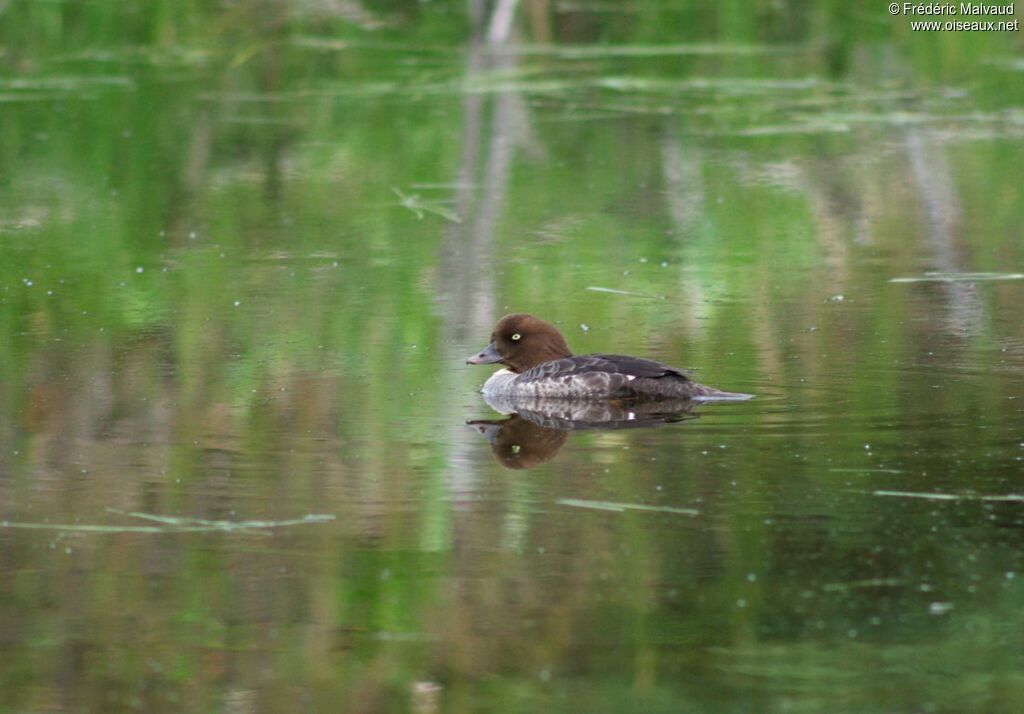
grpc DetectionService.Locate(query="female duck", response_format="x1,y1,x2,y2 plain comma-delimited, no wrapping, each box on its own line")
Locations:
466,313,751,401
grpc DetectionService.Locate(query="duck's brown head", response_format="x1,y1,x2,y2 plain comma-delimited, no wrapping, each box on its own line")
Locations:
465,313,573,373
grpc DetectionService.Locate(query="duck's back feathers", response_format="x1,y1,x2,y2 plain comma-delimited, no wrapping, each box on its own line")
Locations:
518,354,685,381
586,354,690,380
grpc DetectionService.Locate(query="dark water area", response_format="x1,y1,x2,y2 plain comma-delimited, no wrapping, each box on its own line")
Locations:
1,1,1023,712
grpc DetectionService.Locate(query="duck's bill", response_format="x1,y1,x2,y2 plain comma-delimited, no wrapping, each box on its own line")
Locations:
466,342,503,365
465,419,504,443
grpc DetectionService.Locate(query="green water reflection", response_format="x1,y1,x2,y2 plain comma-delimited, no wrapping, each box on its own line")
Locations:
2,1,1023,712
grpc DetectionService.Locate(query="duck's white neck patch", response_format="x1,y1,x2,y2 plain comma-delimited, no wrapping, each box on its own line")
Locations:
481,368,517,396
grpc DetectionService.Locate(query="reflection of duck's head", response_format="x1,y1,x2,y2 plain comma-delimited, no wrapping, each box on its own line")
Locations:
467,415,568,469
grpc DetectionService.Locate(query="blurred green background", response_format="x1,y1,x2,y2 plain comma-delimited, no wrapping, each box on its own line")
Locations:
1,1,1023,712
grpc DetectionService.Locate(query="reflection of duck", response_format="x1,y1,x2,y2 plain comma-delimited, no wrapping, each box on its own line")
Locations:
467,313,753,401
468,396,699,469
482,392,700,428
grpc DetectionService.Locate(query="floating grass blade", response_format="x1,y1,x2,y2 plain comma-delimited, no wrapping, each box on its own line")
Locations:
822,578,908,592
871,490,1024,502
890,272,1024,283
392,187,462,223
557,498,698,516
1,512,336,534
585,286,666,299
829,468,905,474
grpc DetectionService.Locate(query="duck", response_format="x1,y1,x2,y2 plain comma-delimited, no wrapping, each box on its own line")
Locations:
466,313,753,401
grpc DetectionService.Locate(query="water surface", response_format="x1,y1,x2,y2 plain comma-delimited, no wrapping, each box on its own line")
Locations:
2,2,1023,712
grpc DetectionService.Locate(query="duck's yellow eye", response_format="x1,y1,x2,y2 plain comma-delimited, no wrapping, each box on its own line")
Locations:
511,444,521,454
511,333,521,341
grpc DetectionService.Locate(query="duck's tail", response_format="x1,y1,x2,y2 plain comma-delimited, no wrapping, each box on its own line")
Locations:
688,383,755,401
629,376,753,401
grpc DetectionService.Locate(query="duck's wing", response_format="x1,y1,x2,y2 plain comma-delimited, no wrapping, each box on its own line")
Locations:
585,354,692,381
516,354,690,382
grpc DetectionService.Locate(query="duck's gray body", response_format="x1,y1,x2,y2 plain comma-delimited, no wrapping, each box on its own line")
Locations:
481,354,751,401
